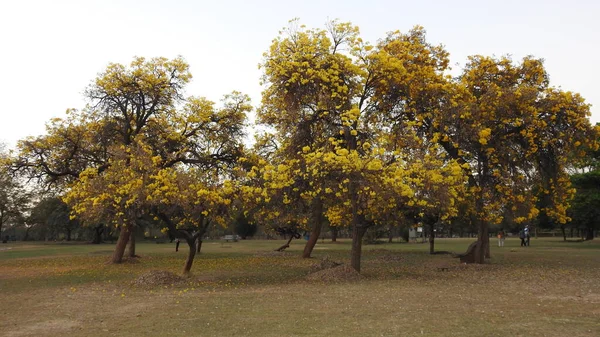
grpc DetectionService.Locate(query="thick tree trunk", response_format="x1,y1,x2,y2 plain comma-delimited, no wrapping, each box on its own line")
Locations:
473,219,489,264
127,226,136,258
388,224,394,243
302,200,324,258
66,229,72,241
350,225,368,273
197,238,203,253
331,227,338,242
111,225,132,264
182,238,197,276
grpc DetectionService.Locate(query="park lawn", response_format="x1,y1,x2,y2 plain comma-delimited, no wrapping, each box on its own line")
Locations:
1,238,599,337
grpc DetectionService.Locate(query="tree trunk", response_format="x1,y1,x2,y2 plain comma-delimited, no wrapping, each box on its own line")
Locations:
155,211,206,275
561,225,567,242
429,222,435,254
350,225,368,273
111,225,132,264
472,217,489,264
197,238,203,253
66,229,72,241
302,200,324,258
182,238,197,276
471,183,490,263
388,224,394,243
331,227,338,242
127,226,136,258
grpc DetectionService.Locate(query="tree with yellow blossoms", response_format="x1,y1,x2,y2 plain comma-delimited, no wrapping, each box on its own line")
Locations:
259,21,469,271
258,20,365,259
15,57,250,266
375,50,598,262
261,20,598,268
452,56,597,262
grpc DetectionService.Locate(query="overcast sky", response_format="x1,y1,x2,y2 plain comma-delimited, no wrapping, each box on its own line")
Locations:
1,0,598,149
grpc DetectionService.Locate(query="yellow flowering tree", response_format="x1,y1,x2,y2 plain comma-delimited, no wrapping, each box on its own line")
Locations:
375,50,599,262
402,149,467,254
238,154,311,250
258,20,364,258
63,141,153,263
259,21,472,271
148,167,236,275
15,57,250,265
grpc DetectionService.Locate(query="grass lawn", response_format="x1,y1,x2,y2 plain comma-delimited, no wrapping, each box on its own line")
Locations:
1,237,599,336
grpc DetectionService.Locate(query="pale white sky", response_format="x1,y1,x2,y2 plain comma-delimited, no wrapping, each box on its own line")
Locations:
1,0,598,149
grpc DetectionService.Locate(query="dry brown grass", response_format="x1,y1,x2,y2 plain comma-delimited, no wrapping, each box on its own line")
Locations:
1,238,599,336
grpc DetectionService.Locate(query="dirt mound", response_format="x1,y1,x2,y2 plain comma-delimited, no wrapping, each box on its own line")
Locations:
306,264,364,282
132,270,184,287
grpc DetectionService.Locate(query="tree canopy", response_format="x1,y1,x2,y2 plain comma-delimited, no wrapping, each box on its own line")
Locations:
9,21,600,275
14,57,250,272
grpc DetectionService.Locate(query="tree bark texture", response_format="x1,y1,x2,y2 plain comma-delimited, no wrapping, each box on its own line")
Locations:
350,225,368,273
302,200,324,258
182,238,197,276
111,225,132,263
474,218,489,264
